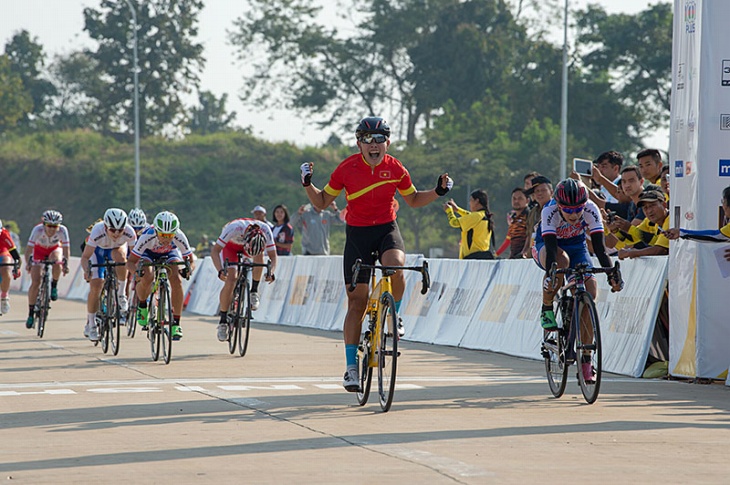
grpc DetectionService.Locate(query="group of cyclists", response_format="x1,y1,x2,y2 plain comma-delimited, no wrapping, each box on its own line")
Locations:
2,115,628,393
2,206,277,347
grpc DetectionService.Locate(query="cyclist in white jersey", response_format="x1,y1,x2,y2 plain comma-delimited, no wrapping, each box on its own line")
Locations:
125,211,195,340
210,218,277,341
79,209,137,342
24,210,70,329
533,179,623,328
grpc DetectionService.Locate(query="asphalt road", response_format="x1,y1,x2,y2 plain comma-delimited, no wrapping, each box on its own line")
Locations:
1,293,729,484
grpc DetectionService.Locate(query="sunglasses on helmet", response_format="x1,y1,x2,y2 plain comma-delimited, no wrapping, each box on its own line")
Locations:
358,133,388,144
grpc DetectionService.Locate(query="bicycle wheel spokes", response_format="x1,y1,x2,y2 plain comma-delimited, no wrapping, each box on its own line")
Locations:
377,292,399,412
149,304,160,362
159,285,173,364
227,284,242,355
356,331,373,406
36,283,48,339
542,329,569,398
237,283,251,357
109,286,121,356
575,293,602,404
127,291,138,338
100,287,110,354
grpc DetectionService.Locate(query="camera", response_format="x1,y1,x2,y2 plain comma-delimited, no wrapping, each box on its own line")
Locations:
606,211,616,224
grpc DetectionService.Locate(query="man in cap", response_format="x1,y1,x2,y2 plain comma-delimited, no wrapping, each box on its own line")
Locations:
522,175,553,258
617,189,669,259
251,205,274,229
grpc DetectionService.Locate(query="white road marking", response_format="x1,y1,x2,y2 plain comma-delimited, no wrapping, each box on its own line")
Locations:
219,384,304,391
0,389,76,396
375,445,494,478
87,388,163,393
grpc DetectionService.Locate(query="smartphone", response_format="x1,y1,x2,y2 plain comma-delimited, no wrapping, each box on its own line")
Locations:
573,158,593,177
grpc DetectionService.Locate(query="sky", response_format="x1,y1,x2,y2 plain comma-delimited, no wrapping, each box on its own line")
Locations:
1,0,670,149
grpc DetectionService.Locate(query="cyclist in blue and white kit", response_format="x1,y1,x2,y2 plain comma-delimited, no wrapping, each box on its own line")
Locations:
79,208,137,342
533,179,623,379
125,211,195,340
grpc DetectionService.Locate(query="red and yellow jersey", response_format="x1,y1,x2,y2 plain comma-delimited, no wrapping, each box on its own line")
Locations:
0,228,16,256
323,153,415,227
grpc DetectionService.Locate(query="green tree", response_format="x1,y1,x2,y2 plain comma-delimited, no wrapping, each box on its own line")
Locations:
187,90,237,135
45,52,104,131
3,30,56,128
0,55,32,132
82,0,205,136
576,3,672,134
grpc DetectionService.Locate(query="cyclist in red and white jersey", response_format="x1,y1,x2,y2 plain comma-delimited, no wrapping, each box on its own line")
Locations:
210,218,277,342
300,116,453,391
24,210,70,329
0,219,22,315
79,209,137,342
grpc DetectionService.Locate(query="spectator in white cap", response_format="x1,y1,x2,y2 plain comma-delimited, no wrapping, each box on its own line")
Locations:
251,205,274,229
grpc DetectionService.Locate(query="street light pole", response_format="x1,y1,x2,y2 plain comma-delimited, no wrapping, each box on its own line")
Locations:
559,0,569,180
125,0,141,209
466,158,480,207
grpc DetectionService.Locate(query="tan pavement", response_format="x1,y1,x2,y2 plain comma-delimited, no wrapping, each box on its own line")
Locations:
1,293,729,484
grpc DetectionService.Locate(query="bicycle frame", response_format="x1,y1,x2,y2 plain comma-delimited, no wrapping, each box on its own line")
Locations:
89,259,125,355
350,257,430,412
34,259,57,338
222,255,271,357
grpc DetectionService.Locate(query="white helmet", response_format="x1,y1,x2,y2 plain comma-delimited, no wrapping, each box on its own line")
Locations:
103,208,128,230
42,210,63,225
153,211,179,234
244,224,267,256
128,208,147,229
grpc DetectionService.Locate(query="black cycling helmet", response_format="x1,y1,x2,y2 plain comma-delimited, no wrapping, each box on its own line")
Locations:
554,178,588,207
355,117,391,138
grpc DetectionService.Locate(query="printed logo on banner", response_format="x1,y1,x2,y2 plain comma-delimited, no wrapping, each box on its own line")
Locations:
721,115,730,131
675,160,684,178
674,117,684,133
685,161,693,176
723,60,730,87
684,0,696,34
688,114,696,131
719,160,730,177
676,63,685,90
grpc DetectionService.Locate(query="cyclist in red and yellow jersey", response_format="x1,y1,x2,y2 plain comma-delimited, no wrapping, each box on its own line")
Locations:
300,116,453,391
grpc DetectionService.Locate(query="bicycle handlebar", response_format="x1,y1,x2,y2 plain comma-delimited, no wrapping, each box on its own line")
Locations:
223,258,273,280
136,259,192,280
349,258,431,295
549,261,622,292
89,261,127,269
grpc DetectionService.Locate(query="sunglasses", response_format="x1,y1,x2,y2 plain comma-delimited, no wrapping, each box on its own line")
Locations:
156,232,175,238
107,227,124,233
559,204,584,214
45,224,60,228
358,133,388,144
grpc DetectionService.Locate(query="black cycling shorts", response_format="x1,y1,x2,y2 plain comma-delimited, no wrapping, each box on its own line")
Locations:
343,221,406,285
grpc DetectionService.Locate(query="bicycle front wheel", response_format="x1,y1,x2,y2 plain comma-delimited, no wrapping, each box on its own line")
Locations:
108,284,121,356
356,331,373,406
36,279,49,338
159,283,174,364
227,281,243,355
100,287,110,354
575,292,602,404
237,283,252,357
149,302,160,362
377,292,399,412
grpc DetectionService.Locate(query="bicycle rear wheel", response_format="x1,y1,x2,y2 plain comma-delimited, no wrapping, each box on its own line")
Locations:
159,283,173,364
575,292,602,404
36,277,49,338
127,290,138,338
377,292,399,412
542,296,570,398
237,282,252,357
356,330,373,406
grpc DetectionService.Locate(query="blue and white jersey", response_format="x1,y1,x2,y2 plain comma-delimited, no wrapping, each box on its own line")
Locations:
131,226,193,258
86,221,137,249
536,199,604,247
